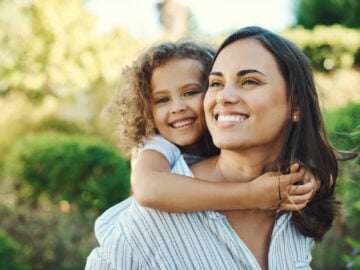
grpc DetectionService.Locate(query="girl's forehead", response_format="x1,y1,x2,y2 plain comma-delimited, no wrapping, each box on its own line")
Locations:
151,58,205,93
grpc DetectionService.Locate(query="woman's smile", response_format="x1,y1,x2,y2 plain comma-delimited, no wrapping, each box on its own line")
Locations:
204,38,290,153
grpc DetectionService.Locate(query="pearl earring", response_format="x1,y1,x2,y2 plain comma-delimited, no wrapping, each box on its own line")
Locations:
293,115,297,120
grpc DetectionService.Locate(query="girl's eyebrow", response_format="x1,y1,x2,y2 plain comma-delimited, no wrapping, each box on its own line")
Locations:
151,90,167,96
209,69,264,77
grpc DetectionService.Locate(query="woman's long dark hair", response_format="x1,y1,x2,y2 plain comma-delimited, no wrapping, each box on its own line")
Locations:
213,26,342,241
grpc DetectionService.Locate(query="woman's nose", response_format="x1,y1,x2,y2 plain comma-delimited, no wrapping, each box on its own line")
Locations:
216,85,240,105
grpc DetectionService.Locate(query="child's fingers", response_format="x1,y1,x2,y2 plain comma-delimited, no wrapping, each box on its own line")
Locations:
276,168,306,203
302,172,311,183
279,190,313,211
279,168,306,187
273,164,320,210
289,163,300,173
279,201,308,211
276,163,320,212
298,169,321,192
285,191,313,205
288,179,316,196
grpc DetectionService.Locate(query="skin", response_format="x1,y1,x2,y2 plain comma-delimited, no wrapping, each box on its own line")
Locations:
206,39,299,159
192,38,304,269
131,57,316,213
151,58,208,154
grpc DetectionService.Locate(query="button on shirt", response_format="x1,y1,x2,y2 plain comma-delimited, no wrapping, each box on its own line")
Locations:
85,135,314,269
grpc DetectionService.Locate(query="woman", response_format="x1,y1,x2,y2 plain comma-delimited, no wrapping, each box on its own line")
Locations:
86,27,342,270
191,26,341,269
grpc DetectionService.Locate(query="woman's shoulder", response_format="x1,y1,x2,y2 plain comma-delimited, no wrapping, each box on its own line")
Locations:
275,212,315,247
190,155,219,181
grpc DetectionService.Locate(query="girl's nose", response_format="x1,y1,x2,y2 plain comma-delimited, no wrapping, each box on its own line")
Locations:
170,99,187,113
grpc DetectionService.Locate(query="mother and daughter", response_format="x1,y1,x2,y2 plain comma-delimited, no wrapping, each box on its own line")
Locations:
86,26,346,269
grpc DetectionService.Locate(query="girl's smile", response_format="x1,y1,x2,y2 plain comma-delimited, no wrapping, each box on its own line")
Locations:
151,58,207,150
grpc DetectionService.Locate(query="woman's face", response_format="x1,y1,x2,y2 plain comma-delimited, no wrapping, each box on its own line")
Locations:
204,38,291,155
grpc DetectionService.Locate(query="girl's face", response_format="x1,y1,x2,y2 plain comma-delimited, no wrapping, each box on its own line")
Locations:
204,38,292,156
151,58,207,151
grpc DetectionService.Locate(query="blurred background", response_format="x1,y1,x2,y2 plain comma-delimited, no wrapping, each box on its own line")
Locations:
0,0,359,269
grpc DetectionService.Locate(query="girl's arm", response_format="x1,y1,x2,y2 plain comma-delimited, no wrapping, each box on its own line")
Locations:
131,149,315,212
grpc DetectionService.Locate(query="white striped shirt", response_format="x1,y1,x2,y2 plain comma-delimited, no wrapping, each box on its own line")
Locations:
85,136,314,269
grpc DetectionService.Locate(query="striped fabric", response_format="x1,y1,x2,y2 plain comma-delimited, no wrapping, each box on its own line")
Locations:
85,136,314,269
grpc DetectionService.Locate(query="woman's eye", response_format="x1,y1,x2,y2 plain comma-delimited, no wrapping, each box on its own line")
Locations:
242,78,259,86
209,81,222,88
184,90,199,96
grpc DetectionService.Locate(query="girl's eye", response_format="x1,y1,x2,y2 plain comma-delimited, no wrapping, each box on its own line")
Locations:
154,97,169,104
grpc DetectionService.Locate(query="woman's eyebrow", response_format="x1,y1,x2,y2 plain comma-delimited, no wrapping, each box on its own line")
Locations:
209,71,222,76
209,69,264,77
237,69,264,76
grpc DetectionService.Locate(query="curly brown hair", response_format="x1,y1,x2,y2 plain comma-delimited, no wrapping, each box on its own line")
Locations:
111,40,215,157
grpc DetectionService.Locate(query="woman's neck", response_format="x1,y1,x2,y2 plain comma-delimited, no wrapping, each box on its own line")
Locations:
214,149,278,183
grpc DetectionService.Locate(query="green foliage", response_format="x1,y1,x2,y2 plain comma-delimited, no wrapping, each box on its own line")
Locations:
312,102,360,269
325,102,360,153
282,26,360,72
311,223,349,270
295,0,360,29
0,0,142,101
7,132,131,212
0,229,29,270
33,115,87,134
343,237,360,269
0,202,96,270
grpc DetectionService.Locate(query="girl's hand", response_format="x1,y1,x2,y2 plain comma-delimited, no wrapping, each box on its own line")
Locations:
279,164,319,211
249,163,311,210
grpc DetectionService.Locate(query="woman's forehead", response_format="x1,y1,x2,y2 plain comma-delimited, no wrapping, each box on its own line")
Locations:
212,39,279,76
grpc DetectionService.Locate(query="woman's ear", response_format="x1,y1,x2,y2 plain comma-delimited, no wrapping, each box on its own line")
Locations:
292,99,301,123
292,112,300,122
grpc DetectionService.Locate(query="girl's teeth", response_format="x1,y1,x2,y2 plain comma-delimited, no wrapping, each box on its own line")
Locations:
173,119,193,128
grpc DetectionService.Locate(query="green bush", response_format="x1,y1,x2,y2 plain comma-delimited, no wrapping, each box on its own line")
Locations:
312,102,360,269
325,102,360,153
6,131,131,212
33,116,87,134
0,202,97,270
0,229,29,270
282,25,360,72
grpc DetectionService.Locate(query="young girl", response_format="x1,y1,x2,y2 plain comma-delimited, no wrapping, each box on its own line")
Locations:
111,40,316,213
